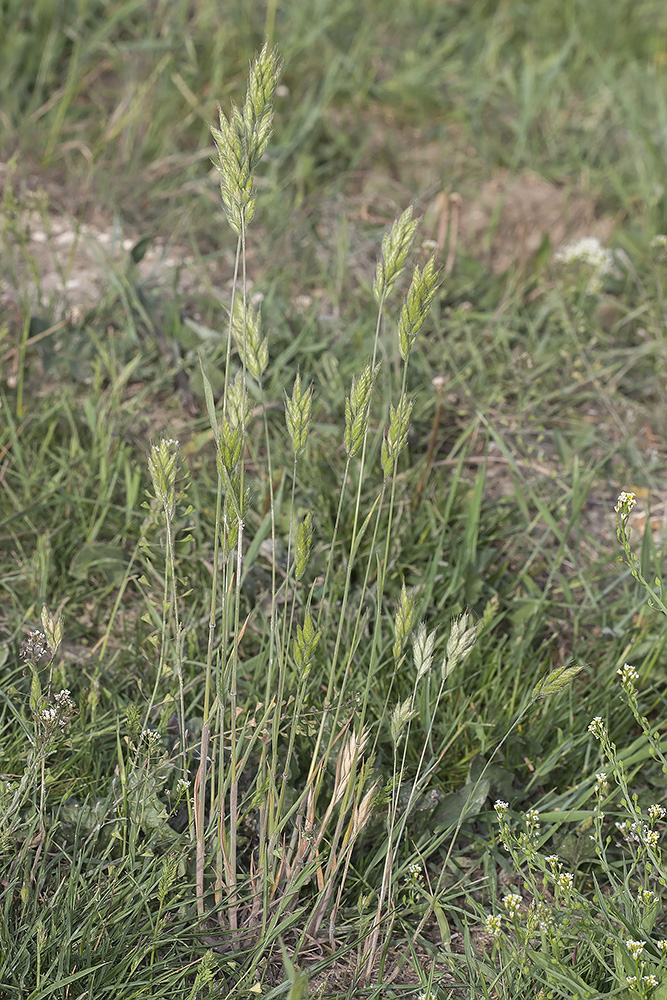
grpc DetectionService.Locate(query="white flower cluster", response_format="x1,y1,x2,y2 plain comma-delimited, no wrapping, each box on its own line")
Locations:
502,893,522,918
637,889,658,907
556,872,574,892
525,808,540,828
588,717,607,740
617,663,639,686
554,237,614,293
615,820,659,848
37,689,76,743
408,862,424,883
626,939,646,960
614,491,637,514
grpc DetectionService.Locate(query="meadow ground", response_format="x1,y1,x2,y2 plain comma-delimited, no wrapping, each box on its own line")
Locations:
2,2,667,997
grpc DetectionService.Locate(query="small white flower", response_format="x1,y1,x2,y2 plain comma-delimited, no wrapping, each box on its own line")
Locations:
637,889,658,907
554,237,614,293
494,800,509,815
588,717,607,739
656,940,667,952
556,872,574,891
408,862,424,882
644,828,659,848
484,914,502,938
614,491,637,514
626,939,646,960
618,664,639,685
644,975,658,987
502,893,522,918
648,804,666,822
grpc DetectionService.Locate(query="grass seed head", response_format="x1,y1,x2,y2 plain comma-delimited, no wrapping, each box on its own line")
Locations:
393,582,415,663
40,605,63,654
381,392,413,479
231,297,268,381
285,372,313,455
442,609,478,681
413,622,436,682
211,41,282,235
344,362,380,458
373,206,418,303
398,256,440,362
295,511,313,579
148,438,180,519
390,696,415,746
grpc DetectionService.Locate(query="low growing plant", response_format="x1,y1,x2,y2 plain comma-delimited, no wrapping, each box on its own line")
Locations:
463,493,667,999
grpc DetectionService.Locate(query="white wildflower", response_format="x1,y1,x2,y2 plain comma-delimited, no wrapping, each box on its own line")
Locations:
484,913,502,938
618,663,639,685
502,893,522,918
626,939,646,960
554,237,614,293
614,491,637,514
588,717,606,739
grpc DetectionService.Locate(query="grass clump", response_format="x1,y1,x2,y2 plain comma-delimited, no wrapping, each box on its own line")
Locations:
1,42,480,996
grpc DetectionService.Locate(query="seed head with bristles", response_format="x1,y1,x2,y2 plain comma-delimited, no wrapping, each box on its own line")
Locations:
353,781,378,835
413,622,437,682
390,697,415,746
40,605,63,655
442,610,478,681
148,438,180,519
381,392,413,479
344,362,380,458
393,582,415,663
398,257,440,362
293,611,320,671
231,298,268,382
211,41,282,235
295,511,314,580
373,207,418,303
285,372,313,456
331,728,370,808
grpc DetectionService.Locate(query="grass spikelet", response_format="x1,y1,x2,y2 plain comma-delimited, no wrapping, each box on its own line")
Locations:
381,391,414,479
373,206,418,303
295,511,313,579
442,609,479,681
211,40,282,234
231,297,268,381
148,438,180,520
398,256,440,362
285,371,313,455
344,361,380,458
393,581,415,663
412,622,437,682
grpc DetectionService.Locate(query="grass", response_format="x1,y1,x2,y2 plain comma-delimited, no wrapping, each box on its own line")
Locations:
1,1,667,997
